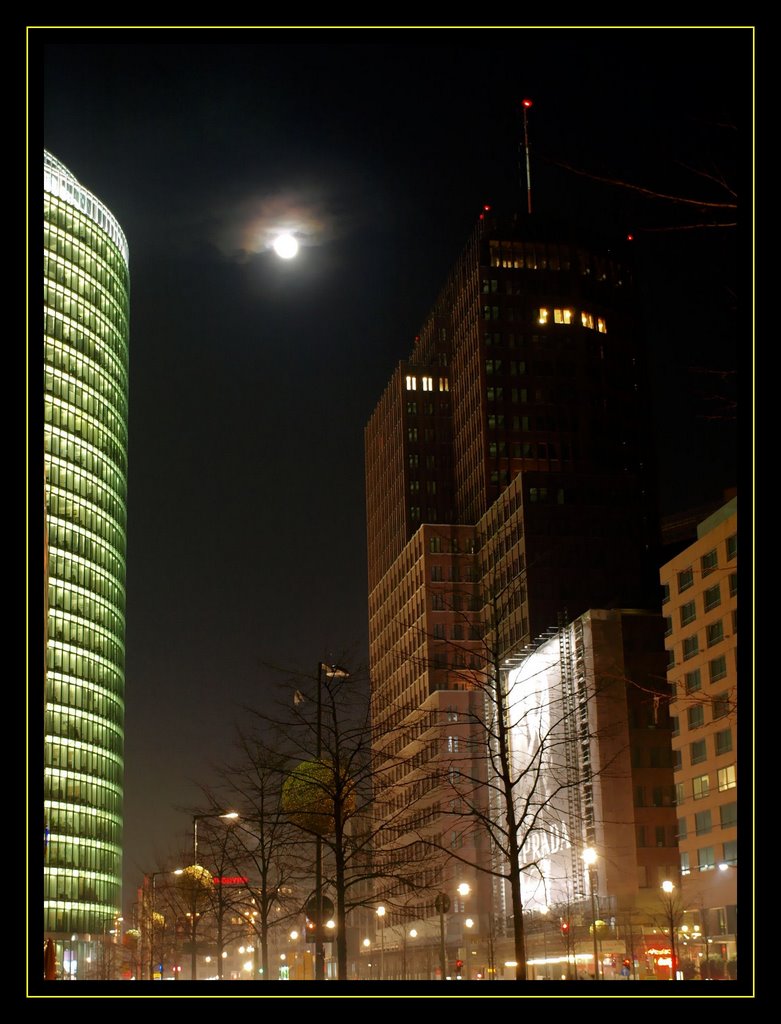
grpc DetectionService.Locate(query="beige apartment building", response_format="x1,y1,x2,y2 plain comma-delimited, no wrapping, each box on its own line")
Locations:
660,497,738,974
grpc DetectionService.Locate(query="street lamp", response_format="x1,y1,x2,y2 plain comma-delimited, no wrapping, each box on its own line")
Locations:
314,661,350,981
458,883,472,980
144,869,181,980
192,810,239,866
661,880,678,981
376,905,386,981
583,848,600,980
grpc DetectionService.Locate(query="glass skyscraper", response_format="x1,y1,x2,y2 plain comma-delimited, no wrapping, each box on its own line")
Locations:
43,151,129,968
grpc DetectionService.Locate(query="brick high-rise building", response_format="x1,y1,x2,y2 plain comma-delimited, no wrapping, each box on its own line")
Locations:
364,210,662,978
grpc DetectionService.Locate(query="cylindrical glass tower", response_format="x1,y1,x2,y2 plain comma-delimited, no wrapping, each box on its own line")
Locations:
43,151,129,969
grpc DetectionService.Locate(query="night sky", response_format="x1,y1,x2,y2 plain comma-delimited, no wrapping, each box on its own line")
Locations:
34,27,749,918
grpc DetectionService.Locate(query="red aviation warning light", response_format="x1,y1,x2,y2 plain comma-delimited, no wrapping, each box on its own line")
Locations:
522,98,533,108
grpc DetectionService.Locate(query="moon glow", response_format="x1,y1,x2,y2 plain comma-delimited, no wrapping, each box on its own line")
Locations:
273,233,299,259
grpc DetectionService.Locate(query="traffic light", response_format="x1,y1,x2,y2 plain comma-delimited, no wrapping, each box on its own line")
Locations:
560,920,570,936
455,959,464,972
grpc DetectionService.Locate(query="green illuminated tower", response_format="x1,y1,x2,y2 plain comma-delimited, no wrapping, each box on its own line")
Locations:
43,151,129,974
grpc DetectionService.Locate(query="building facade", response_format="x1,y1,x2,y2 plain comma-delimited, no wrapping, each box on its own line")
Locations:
365,210,663,976
660,498,738,973
506,609,677,979
43,151,129,974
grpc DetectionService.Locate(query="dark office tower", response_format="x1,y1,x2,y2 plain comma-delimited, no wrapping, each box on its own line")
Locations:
364,210,660,968
43,152,129,975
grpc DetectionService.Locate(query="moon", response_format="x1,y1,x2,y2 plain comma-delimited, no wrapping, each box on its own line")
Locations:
273,233,299,259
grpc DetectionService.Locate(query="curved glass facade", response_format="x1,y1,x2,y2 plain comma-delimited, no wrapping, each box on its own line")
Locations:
43,151,129,944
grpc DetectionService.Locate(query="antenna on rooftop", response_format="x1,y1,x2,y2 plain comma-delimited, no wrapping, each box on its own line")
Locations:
521,99,533,216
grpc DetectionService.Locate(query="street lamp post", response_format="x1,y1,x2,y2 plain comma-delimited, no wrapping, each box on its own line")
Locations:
435,892,450,980
376,905,386,981
458,883,472,981
661,880,678,981
314,661,349,981
192,810,238,866
583,848,600,980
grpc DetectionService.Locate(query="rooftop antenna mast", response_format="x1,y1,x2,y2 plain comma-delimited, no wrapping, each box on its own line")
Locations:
521,99,533,215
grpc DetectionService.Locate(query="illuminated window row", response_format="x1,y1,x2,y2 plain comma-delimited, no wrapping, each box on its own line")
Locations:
45,369,128,444
46,804,121,845
46,311,128,388
46,671,124,720
46,460,126,530
48,614,125,668
46,399,127,474
45,839,120,875
50,581,124,638
44,201,128,284
44,248,128,324
537,308,607,332
44,873,120,908
405,374,449,392
46,741,123,785
46,429,126,502
45,282,128,357
48,521,126,583
47,489,125,558
46,338,127,413
44,768,123,810
46,461,126,529
45,708,124,755
48,547,125,608
46,367,127,443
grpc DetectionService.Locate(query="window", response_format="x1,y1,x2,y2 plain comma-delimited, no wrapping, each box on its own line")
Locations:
663,616,672,637
694,810,712,836
682,635,699,660
690,739,707,765
537,308,549,324
706,621,724,647
687,705,705,730
717,764,736,791
720,802,737,829
728,572,737,597
684,669,701,694
432,594,445,610
655,826,666,847
701,549,718,577
672,748,682,771
596,317,607,334
581,311,594,329
671,715,679,737
715,728,733,756
712,692,730,720
726,533,737,561
703,584,721,612
722,839,737,865
438,377,449,392
431,566,442,581
447,736,459,753
680,601,696,626
421,376,433,391
675,782,685,806
433,624,446,639
409,454,419,469
553,308,573,324
697,846,715,871
709,656,727,683
678,568,694,592
693,774,710,800
662,582,670,605
680,851,690,875
408,427,418,442
405,375,417,391
677,817,688,841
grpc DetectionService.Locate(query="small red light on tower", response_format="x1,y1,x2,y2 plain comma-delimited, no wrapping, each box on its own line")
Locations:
522,99,533,108
627,233,634,241
483,204,491,211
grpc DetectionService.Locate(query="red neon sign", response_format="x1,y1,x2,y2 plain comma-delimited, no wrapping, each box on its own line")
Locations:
212,876,248,886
